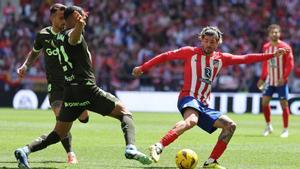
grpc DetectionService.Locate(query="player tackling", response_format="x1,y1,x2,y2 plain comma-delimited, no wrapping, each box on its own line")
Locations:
132,26,288,169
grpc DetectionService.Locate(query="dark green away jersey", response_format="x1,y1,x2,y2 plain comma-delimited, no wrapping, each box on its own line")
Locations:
33,26,64,83
55,29,96,85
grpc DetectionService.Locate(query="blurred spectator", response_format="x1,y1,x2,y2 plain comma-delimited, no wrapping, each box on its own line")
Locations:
0,0,299,93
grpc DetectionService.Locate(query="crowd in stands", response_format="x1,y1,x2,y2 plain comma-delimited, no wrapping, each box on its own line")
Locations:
0,0,299,93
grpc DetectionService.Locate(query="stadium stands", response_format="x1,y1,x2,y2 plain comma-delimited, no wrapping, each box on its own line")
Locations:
0,0,299,93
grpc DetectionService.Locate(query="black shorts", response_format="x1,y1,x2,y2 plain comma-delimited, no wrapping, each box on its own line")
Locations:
48,83,64,105
57,84,119,122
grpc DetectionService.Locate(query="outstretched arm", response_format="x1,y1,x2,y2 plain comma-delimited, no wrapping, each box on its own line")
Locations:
17,50,40,78
132,47,193,77
69,11,87,45
222,48,288,66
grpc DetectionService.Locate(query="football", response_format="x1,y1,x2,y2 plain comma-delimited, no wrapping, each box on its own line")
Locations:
175,149,198,169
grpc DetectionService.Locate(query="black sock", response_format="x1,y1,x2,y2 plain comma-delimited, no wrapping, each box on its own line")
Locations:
29,131,61,152
120,114,135,145
61,132,72,153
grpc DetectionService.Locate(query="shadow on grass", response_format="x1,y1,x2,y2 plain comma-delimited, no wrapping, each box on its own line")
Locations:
0,160,63,169
0,160,64,164
1,167,59,169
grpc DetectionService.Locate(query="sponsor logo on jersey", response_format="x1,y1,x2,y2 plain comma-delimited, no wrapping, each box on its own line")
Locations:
204,67,212,78
65,101,91,107
45,48,59,56
213,59,220,68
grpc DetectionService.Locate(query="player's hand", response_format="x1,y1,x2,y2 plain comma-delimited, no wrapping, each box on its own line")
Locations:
278,78,285,86
274,48,289,57
132,66,143,77
257,79,265,91
73,11,86,26
17,65,28,78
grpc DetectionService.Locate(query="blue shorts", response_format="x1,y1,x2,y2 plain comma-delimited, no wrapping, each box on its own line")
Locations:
177,96,222,134
263,84,289,100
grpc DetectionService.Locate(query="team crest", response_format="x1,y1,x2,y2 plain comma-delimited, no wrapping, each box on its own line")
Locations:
213,59,220,68
204,67,212,78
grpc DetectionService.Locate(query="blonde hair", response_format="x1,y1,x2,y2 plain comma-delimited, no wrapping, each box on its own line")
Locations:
198,26,223,44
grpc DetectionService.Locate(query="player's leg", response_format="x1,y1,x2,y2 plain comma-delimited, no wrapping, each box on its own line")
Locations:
49,85,79,164
278,85,290,138
261,86,274,136
107,101,152,165
14,121,73,169
89,86,152,165
50,100,77,163
78,110,89,123
149,107,199,162
14,100,79,168
203,115,236,169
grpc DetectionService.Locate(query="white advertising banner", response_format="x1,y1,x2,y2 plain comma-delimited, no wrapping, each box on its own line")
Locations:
12,90,300,115
116,91,300,115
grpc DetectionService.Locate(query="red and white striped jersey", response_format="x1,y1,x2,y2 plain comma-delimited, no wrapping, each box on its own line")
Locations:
141,46,275,105
260,40,294,86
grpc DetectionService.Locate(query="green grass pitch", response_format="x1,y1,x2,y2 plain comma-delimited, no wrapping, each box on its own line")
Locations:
0,108,299,169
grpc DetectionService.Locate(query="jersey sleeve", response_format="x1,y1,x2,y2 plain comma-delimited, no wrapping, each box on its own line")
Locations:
260,60,268,81
32,33,43,52
221,53,274,67
260,45,268,81
283,45,294,81
141,46,194,72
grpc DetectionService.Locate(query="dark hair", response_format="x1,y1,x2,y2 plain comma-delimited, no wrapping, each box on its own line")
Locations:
267,24,281,33
198,26,223,44
64,6,84,19
50,3,66,15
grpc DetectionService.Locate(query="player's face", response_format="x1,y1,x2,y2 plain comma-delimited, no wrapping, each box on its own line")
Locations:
201,35,219,55
51,10,66,31
269,28,280,42
65,14,77,29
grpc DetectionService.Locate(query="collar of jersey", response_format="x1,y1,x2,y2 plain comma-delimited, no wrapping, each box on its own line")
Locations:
50,27,59,35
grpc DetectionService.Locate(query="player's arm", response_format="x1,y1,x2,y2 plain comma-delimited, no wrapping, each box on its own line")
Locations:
282,46,294,82
257,60,268,90
17,51,40,78
17,33,43,78
222,48,288,66
69,11,86,45
132,47,192,77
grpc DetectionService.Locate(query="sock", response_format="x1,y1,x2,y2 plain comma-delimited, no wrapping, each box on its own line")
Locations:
29,131,61,152
22,146,31,155
61,132,72,153
120,114,135,145
159,129,178,147
209,140,227,160
262,105,271,123
26,134,47,154
282,107,290,128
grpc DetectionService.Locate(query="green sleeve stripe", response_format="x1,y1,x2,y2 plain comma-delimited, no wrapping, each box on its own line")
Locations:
60,46,73,69
32,47,42,52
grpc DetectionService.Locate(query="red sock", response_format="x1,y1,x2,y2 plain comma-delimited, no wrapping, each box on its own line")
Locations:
159,129,178,147
282,107,290,128
209,140,227,160
262,105,271,123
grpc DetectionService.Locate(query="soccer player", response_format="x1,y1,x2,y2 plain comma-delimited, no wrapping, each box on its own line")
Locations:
14,6,152,169
257,24,294,138
15,3,89,166
132,26,288,169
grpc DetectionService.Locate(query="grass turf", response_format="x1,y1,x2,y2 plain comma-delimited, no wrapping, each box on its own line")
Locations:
0,108,299,169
